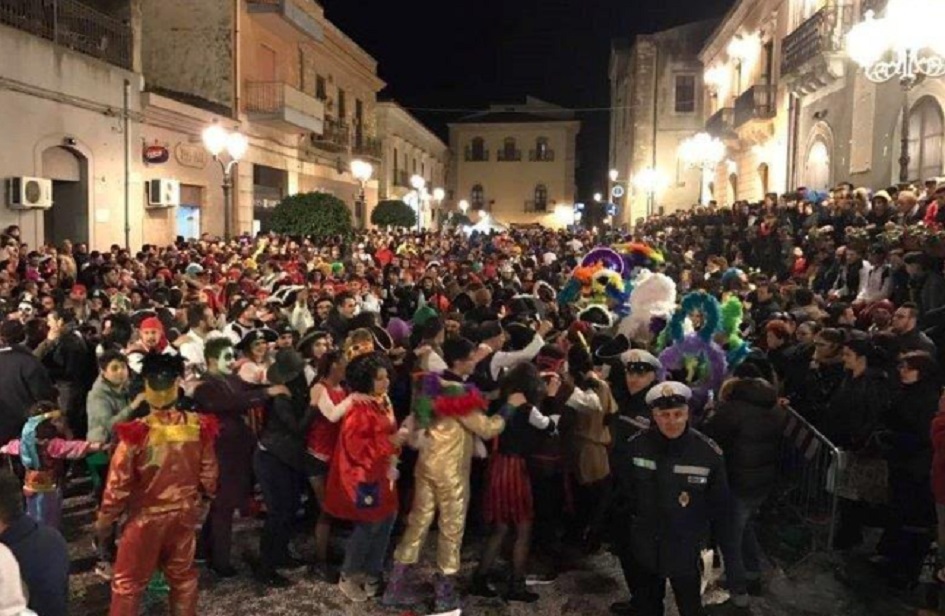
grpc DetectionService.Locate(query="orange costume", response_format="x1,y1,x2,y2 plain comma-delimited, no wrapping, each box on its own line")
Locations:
98,410,219,616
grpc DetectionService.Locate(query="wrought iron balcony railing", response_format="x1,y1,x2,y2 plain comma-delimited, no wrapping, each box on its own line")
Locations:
497,149,522,162
394,169,410,187
310,117,350,152
524,200,548,213
0,0,132,69
464,147,489,162
781,4,854,78
706,107,735,137
352,136,382,161
528,149,555,162
734,84,776,128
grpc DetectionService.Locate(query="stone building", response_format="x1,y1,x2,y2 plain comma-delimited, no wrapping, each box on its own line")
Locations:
448,97,580,229
608,20,718,223
375,102,449,227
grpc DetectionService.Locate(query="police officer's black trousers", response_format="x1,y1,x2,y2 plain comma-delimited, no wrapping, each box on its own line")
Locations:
625,557,704,616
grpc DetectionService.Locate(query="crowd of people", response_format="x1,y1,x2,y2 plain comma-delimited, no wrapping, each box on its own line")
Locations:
0,178,944,616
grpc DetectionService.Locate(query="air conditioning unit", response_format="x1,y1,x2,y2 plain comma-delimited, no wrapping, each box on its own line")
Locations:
6,177,53,210
147,178,180,207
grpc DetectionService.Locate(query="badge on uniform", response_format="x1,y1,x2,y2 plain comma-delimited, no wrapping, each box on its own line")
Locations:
679,491,690,508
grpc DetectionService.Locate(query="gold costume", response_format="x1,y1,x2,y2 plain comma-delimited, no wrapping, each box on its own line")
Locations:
393,410,504,575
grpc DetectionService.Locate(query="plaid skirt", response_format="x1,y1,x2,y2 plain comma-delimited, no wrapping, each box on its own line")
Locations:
483,452,534,525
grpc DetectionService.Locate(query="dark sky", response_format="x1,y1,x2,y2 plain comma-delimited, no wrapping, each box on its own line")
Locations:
321,0,734,198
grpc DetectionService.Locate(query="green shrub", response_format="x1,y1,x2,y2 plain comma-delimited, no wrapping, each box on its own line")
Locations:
270,192,352,237
371,199,417,228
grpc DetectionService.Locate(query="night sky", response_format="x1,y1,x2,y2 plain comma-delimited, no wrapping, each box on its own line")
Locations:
322,0,734,199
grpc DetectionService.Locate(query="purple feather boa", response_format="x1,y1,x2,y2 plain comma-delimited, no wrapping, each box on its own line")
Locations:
658,334,727,414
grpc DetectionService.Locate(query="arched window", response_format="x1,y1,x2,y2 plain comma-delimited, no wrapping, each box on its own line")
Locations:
500,137,519,161
533,137,550,161
534,184,548,212
758,163,770,195
908,97,944,182
471,184,484,209
805,140,830,191
729,173,739,203
469,137,485,161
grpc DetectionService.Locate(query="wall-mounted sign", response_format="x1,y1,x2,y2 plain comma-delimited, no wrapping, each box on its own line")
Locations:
175,143,208,169
143,143,170,164
611,185,625,199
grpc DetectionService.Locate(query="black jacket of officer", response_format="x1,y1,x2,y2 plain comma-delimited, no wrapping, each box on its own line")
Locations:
611,425,730,578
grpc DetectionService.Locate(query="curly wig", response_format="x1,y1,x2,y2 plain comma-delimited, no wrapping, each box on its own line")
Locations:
345,351,394,395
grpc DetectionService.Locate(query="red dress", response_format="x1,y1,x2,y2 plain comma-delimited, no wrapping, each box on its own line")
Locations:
324,395,400,523
306,383,348,462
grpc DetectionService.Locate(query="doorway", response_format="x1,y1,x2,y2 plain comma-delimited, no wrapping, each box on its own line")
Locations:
176,184,203,240
41,146,89,246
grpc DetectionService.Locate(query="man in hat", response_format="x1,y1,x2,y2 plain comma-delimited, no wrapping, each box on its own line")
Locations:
95,354,219,615
223,299,257,346
609,382,730,616
470,319,550,399
125,316,176,376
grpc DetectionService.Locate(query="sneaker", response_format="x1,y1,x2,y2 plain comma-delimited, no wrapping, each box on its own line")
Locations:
362,575,380,598
525,571,557,586
505,576,539,603
338,574,368,603
94,561,113,581
609,601,633,616
307,562,339,584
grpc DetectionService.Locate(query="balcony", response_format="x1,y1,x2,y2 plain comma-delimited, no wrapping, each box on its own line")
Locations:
734,84,777,145
246,0,324,42
528,149,555,162
394,169,410,187
524,200,549,213
497,149,522,162
352,136,382,162
464,147,489,162
780,5,854,95
308,117,350,152
706,107,737,145
244,81,324,134
0,0,133,69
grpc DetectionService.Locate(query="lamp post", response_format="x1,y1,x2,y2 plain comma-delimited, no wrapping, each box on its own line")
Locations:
847,1,945,182
410,174,426,233
432,187,445,228
350,158,373,229
632,167,666,218
202,124,248,240
679,132,725,205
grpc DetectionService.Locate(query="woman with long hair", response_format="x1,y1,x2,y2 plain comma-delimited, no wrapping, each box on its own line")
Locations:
324,350,406,603
472,362,557,603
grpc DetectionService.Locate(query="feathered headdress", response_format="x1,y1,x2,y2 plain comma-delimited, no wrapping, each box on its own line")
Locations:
413,373,488,430
720,295,750,368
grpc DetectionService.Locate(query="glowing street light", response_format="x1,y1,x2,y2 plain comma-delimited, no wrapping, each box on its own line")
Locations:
593,192,603,202
202,122,247,239
847,0,945,182
409,175,427,232
632,167,667,217
679,132,726,205
608,169,619,182
350,159,373,229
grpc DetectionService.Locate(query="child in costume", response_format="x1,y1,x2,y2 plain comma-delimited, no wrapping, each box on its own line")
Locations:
0,401,105,528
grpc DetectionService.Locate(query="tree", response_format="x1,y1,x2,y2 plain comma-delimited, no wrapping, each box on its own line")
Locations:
270,192,352,238
371,199,417,228
449,212,473,228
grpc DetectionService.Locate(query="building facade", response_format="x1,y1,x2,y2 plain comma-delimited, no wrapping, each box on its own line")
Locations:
375,102,449,227
448,97,580,229
608,20,718,224
697,0,945,206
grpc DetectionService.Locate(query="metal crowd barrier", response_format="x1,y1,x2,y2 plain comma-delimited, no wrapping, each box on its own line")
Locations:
773,406,842,554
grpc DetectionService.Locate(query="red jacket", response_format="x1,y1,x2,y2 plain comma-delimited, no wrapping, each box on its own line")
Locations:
324,395,399,523
931,410,945,504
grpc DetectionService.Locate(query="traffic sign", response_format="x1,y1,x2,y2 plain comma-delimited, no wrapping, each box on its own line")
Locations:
611,185,625,199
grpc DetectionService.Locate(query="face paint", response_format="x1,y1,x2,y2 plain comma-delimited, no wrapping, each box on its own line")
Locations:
217,349,236,375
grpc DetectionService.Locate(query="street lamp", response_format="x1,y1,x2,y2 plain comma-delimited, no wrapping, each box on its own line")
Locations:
679,132,725,205
608,169,619,183
458,199,469,215
410,174,426,233
350,158,373,229
202,123,247,240
593,192,603,202
847,0,945,182
632,167,666,218
431,187,445,229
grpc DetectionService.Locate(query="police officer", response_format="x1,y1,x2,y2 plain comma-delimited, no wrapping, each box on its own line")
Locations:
610,381,730,616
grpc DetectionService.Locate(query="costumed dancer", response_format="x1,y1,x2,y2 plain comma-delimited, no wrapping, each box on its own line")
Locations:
382,337,506,612
95,354,219,616
324,349,407,603
0,401,105,528
473,362,559,603
192,338,288,578
609,382,730,616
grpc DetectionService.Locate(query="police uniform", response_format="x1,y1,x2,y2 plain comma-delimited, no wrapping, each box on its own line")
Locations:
610,382,730,616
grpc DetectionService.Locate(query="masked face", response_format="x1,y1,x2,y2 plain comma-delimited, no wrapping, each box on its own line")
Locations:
215,347,236,375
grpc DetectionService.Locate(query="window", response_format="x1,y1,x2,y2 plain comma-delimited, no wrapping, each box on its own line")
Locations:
500,137,520,161
298,48,306,93
337,88,346,121
468,137,486,161
729,173,739,202
908,97,944,182
471,184,485,209
393,148,399,175
258,44,277,81
674,75,696,113
534,184,548,212
316,76,326,101
531,137,553,161
758,163,770,195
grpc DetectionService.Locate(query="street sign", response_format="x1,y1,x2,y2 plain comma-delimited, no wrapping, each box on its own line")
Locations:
574,202,585,212
611,185,625,199
606,203,617,216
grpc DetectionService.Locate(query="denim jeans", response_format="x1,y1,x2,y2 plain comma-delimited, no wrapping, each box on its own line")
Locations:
725,493,767,595
253,448,302,572
342,515,396,578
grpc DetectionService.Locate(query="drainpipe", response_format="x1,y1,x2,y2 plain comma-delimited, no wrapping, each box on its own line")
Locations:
233,0,241,120
123,78,131,250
